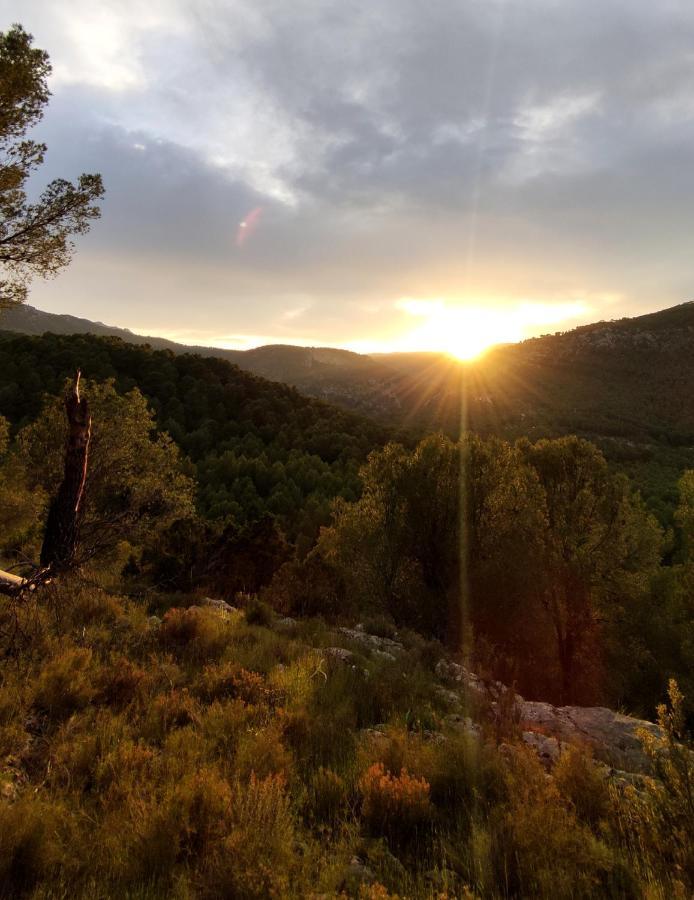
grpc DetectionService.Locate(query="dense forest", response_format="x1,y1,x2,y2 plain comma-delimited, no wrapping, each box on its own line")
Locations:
0,331,407,555
6,302,694,527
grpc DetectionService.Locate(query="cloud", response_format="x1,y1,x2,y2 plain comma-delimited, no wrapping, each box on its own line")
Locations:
3,0,694,347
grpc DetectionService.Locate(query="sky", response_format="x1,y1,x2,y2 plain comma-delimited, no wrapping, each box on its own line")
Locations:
2,0,694,356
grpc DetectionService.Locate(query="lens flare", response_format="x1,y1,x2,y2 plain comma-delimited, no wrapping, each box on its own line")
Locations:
235,206,263,247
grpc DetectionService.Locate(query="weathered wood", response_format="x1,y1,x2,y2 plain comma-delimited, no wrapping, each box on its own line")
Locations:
39,371,92,571
0,570,25,591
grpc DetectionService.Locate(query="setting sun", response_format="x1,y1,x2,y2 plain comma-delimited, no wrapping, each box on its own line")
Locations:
392,299,589,360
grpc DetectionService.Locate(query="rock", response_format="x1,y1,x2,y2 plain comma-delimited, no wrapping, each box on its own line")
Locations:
147,615,162,629
516,700,661,773
275,616,297,629
435,659,511,703
200,597,238,616
436,686,463,709
361,725,390,746
343,856,376,887
521,731,568,770
323,647,356,664
336,626,404,656
433,658,666,775
445,714,482,739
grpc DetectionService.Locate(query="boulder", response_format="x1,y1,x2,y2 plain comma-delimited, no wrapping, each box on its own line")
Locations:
435,659,509,703
516,700,661,773
323,647,356,665
336,626,405,657
200,597,237,616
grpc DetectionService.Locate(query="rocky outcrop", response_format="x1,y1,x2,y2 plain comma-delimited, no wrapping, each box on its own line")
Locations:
200,596,238,616
516,701,661,773
434,658,662,773
336,625,404,659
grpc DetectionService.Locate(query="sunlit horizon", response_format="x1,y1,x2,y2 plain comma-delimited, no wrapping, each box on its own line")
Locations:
84,297,593,360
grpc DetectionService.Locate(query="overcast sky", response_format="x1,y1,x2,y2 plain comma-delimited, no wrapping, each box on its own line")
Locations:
2,0,694,352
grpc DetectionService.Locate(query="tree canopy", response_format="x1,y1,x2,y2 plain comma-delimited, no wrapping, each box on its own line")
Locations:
0,24,103,306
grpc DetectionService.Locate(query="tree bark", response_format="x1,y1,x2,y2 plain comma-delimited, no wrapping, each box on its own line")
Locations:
0,371,92,595
39,371,91,570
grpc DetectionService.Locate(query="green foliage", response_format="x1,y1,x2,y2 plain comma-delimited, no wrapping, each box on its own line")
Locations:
0,332,396,544
0,25,103,306
304,432,661,705
17,379,195,563
518,436,662,702
675,470,694,560
0,413,45,555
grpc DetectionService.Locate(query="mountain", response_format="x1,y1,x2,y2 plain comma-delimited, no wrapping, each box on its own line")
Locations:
3,301,694,521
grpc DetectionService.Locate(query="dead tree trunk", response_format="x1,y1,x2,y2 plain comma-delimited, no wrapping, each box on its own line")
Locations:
0,372,91,595
40,372,92,571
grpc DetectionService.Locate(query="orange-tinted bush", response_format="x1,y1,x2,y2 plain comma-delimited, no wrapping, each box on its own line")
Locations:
142,688,200,743
194,661,270,706
359,762,432,837
159,607,228,659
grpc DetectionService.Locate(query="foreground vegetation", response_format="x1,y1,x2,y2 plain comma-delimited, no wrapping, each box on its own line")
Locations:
0,582,692,899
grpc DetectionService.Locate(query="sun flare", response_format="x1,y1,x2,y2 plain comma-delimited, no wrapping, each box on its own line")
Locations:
394,299,589,360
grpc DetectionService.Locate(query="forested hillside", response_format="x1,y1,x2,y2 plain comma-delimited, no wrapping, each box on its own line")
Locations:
2,333,694,898
5,303,694,523
0,332,405,561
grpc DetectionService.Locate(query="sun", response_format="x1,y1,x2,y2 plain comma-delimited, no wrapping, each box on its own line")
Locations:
395,300,525,360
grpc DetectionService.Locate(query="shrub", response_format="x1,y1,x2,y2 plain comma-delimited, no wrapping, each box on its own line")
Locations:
0,798,63,893
141,689,201,743
621,679,694,892
124,768,233,882
32,646,96,720
200,698,256,758
307,767,349,826
194,662,270,706
488,747,616,898
553,746,610,827
200,773,295,899
49,709,131,792
95,655,149,708
244,596,274,627
159,607,229,660
235,724,294,782
359,763,432,839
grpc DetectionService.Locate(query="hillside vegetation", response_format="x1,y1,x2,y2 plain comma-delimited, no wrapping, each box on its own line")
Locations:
4,302,694,523
1,325,694,898
0,582,692,899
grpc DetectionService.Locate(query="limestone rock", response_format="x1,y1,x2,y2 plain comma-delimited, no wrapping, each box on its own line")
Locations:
323,646,356,664
336,626,404,657
200,596,237,616
516,700,661,773
435,659,510,703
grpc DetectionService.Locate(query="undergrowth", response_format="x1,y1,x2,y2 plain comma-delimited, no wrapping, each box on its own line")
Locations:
0,580,689,898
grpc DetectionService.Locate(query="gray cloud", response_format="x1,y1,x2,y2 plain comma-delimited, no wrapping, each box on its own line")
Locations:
2,0,694,347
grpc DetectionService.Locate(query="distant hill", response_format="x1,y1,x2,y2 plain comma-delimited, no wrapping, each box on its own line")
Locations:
0,304,416,418
3,301,694,521
0,330,405,541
